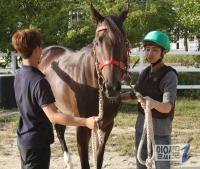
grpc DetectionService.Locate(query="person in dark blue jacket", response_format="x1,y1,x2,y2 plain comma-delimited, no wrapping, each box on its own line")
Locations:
12,29,97,169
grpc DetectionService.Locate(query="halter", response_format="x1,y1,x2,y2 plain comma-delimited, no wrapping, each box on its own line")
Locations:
93,24,131,79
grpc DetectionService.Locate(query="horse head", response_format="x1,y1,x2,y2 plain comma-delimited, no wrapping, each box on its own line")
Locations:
91,4,129,100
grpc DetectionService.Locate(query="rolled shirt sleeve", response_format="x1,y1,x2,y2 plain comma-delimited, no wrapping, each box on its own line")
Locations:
34,79,55,107
159,71,178,106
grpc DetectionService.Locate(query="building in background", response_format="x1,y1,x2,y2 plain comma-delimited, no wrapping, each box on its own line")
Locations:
171,36,199,51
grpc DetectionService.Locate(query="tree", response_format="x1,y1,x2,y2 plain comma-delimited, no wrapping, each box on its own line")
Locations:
172,0,200,51
0,0,199,68
126,0,176,47
0,0,71,67
0,0,22,67
16,0,71,46
0,0,20,52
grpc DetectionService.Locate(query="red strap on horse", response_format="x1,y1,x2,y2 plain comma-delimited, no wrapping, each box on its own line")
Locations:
99,60,126,70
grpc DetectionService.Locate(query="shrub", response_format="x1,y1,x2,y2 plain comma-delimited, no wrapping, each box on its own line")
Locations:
130,55,200,67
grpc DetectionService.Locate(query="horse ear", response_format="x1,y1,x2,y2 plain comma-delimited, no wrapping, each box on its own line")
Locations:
118,5,129,22
91,3,104,23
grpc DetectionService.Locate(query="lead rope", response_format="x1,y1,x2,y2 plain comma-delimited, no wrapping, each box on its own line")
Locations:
129,85,155,169
136,98,155,169
91,62,104,169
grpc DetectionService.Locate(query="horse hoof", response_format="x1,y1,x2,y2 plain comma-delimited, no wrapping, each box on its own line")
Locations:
64,151,73,169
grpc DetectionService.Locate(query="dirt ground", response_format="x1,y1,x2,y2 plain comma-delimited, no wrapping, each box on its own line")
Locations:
0,126,200,169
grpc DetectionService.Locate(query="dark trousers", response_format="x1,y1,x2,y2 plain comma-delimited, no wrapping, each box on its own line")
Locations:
18,146,51,169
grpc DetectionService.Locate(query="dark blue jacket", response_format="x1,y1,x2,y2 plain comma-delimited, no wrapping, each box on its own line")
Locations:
14,66,55,149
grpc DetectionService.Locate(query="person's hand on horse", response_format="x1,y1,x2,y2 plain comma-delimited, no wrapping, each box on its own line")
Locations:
139,96,157,110
85,116,98,129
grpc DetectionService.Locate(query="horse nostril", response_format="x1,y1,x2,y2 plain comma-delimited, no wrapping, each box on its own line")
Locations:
112,81,121,93
104,80,121,97
104,81,112,91
116,81,121,91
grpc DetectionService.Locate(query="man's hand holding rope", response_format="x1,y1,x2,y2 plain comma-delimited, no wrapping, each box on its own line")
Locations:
139,96,157,110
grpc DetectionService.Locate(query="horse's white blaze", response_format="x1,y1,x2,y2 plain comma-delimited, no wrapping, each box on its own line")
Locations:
64,151,73,169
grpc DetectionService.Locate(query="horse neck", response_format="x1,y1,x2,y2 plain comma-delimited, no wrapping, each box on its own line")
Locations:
79,48,98,88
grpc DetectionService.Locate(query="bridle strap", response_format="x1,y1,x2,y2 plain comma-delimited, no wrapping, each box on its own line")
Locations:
93,22,131,78
93,41,131,79
99,60,126,70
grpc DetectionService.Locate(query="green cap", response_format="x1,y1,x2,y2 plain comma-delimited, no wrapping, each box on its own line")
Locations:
143,31,170,52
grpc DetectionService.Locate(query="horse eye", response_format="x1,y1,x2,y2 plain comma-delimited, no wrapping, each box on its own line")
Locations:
95,41,99,46
93,40,98,46
95,38,103,46
125,41,129,48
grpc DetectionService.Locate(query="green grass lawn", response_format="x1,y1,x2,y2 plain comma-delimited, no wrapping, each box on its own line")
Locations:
0,97,199,157
109,98,200,156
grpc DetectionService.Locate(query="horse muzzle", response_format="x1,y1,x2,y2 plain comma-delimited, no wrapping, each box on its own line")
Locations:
103,80,121,101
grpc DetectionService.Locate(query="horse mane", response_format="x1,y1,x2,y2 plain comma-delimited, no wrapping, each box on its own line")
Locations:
74,44,93,55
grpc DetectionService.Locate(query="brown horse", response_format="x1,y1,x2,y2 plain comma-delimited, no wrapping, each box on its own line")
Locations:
39,4,129,169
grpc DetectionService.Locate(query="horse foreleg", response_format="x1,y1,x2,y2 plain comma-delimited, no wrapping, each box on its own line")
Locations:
97,122,114,169
77,126,91,169
55,124,73,169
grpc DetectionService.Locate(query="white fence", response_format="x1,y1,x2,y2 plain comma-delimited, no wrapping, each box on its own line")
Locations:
123,51,200,90
123,65,200,90
130,49,200,56
1,52,200,89
122,66,200,90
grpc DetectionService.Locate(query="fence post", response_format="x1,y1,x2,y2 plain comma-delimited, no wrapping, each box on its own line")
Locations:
11,54,17,74
139,52,144,73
